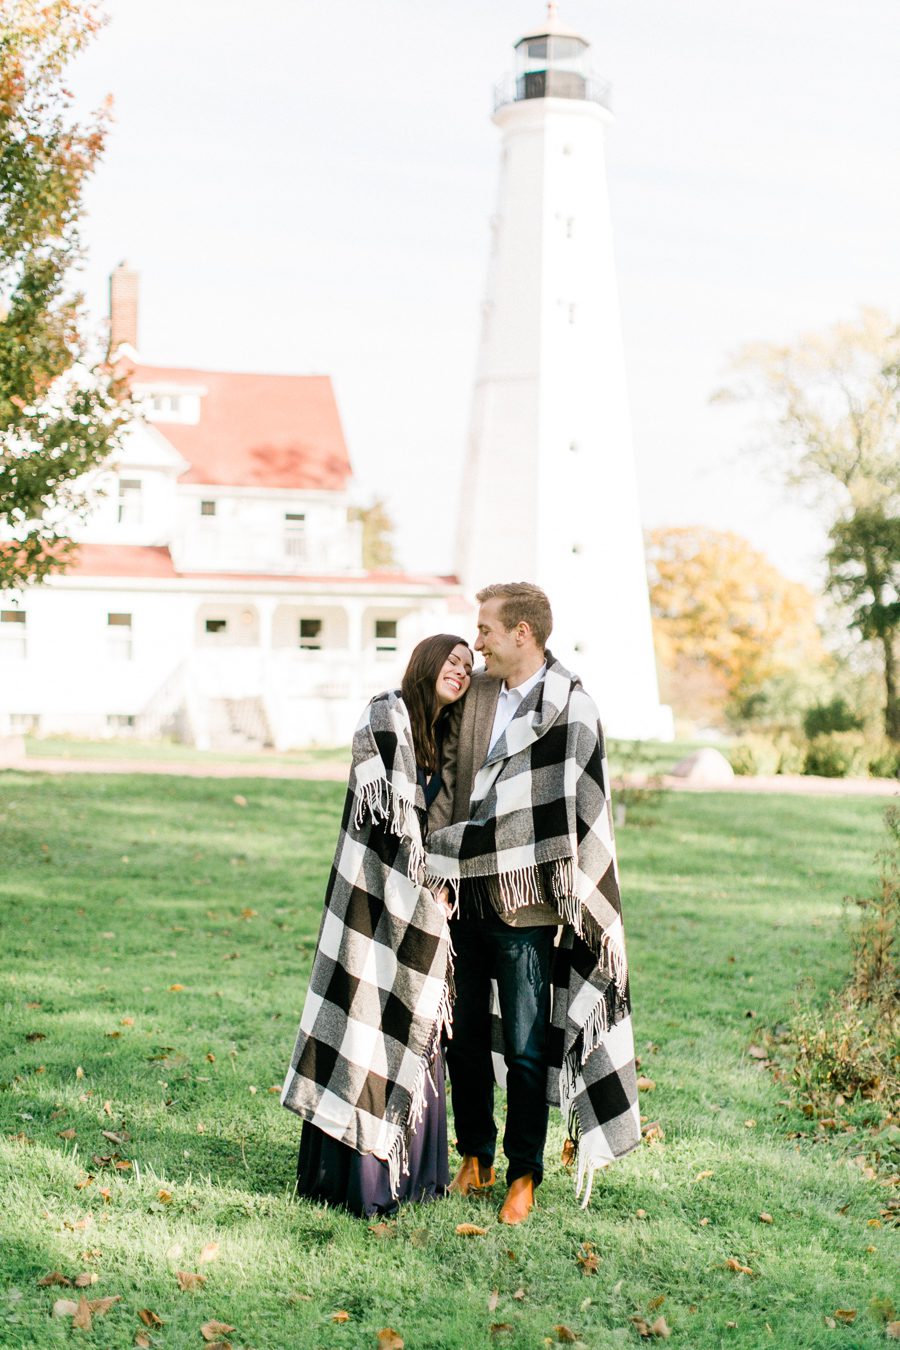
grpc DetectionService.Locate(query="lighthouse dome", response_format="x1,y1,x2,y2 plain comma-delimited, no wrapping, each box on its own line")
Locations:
513,3,592,103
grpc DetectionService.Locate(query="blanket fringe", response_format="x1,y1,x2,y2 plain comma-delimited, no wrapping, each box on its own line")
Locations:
355,774,425,882
384,969,454,1198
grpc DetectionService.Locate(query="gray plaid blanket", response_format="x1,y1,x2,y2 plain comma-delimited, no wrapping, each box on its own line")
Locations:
281,691,452,1195
425,656,640,1205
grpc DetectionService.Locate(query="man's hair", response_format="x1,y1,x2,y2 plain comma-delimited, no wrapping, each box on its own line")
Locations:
475,582,553,649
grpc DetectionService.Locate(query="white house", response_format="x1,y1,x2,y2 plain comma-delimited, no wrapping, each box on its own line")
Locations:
0,267,466,749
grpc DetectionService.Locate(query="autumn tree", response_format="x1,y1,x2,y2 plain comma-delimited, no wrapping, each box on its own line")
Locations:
647,526,825,725
718,309,900,738
0,0,129,590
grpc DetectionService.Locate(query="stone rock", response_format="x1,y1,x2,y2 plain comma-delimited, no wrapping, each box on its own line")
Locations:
670,747,735,785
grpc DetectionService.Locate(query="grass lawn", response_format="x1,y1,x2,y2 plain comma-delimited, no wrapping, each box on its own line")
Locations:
0,772,895,1349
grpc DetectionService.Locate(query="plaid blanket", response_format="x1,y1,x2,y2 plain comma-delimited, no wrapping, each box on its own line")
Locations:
425,656,640,1205
281,691,452,1196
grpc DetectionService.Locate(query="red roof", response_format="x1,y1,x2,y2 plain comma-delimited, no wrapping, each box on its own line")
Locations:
122,361,352,491
62,545,456,589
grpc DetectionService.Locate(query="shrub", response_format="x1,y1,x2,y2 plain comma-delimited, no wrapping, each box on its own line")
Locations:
803,731,866,778
868,744,900,779
803,697,864,740
774,734,805,775
728,735,780,776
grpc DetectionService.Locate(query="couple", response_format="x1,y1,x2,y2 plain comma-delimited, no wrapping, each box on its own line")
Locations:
281,582,640,1224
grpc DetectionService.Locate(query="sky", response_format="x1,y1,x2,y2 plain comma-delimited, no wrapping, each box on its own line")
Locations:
71,0,900,588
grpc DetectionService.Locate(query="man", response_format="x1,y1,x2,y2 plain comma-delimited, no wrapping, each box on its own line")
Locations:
426,582,640,1224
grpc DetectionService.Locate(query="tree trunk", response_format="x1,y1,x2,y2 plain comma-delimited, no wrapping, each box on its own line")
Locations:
883,631,900,742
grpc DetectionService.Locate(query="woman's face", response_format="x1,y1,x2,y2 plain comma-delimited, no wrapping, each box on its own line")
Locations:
434,643,473,707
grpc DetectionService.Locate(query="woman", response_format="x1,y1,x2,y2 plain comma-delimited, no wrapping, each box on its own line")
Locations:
281,634,473,1217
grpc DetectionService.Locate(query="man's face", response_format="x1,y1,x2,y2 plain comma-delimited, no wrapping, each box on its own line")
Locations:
474,598,519,680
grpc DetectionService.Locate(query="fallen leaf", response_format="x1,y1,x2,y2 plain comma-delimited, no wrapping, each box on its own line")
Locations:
759,1212,773,1224
198,1241,220,1264
694,1170,714,1181
650,1317,671,1340
885,1322,900,1340
699,1217,710,1226
635,1208,648,1219
102,1130,130,1144
175,1271,206,1292
331,1310,351,1322
490,1326,513,1338
555,1328,577,1344
631,1318,652,1338
134,1334,151,1348
233,795,247,807
833,1309,857,1324
368,1222,394,1239
513,1288,525,1301
560,1137,576,1168
89,1296,121,1316
377,1331,405,1350
74,1272,98,1287
642,1120,665,1142
72,1296,92,1330
648,1296,666,1311
577,1250,600,1275
157,1189,172,1204
201,1321,236,1341
724,1258,753,1275
488,1289,499,1312
748,1045,769,1059
74,1175,94,1191
168,984,184,992
52,1298,79,1318
455,1223,488,1236
744,1119,757,1129
38,1272,71,1287
137,1308,164,1326
76,1066,84,1079
57,1128,76,1139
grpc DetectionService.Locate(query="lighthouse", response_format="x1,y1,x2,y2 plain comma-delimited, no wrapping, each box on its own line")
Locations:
456,5,670,739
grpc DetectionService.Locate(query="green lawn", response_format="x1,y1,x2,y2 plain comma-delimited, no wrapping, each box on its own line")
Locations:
0,773,895,1349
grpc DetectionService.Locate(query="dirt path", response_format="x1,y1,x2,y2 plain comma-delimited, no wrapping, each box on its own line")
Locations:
2,753,898,795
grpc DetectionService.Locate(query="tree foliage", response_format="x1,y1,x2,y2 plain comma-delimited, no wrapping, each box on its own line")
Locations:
719,309,900,738
349,497,397,569
647,526,825,724
0,0,129,590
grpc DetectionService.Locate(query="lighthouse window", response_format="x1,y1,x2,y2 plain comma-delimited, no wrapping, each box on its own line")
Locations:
205,618,228,636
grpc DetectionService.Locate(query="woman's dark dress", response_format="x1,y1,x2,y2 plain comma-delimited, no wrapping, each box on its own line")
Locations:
295,762,450,1217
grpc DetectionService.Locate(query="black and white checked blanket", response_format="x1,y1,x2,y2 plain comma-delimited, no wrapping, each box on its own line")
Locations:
425,656,640,1205
281,691,452,1195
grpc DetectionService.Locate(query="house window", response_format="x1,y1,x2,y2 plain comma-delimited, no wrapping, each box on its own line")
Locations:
118,478,142,525
150,393,181,417
374,619,398,653
10,712,38,732
200,500,216,517
107,714,136,733
299,618,323,651
0,610,27,658
284,512,306,559
205,618,228,636
107,612,133,660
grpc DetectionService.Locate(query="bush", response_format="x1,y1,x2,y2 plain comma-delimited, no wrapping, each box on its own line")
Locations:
803,731,866,778
803,697,864,740
728,735,780,776
774,734,805,775
868,744,900,779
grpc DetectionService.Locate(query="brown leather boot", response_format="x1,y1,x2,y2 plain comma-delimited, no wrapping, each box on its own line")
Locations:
498,1173,535,1225
449,1155,496,1195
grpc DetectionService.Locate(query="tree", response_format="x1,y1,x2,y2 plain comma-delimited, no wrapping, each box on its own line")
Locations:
647,526,825,725
0,1,129,591
718,309,900,737
827,509,900,739
349,497,397,569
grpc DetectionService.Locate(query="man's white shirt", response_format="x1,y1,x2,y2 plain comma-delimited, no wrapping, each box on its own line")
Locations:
488,662,547,751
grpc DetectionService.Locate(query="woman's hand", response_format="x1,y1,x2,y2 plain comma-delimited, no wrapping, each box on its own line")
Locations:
432,885,453,919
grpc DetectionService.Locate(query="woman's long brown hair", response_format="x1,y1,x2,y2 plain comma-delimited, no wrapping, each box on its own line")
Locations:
400,633,471,773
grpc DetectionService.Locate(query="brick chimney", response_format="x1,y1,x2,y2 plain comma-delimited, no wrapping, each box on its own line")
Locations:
109,261,139,352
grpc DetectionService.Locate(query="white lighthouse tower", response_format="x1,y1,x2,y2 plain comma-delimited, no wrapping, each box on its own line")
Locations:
457,5,670,739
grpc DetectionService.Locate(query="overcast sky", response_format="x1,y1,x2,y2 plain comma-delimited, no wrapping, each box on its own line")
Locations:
72,1,900,586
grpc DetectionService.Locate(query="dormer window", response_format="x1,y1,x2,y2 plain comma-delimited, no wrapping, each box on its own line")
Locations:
118,478,142,525
151,392,181,417
200,500,216,517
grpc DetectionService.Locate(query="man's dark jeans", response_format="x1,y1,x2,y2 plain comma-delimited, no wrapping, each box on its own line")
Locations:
446,910,554,1186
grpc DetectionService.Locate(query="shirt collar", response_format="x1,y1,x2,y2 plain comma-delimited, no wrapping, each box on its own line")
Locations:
501,661,547,701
